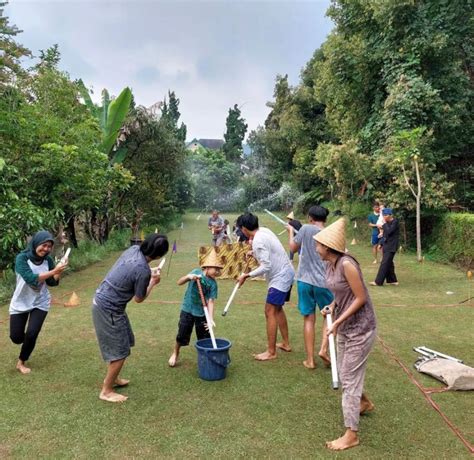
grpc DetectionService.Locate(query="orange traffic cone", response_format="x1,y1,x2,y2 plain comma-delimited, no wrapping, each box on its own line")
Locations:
64,292,80,307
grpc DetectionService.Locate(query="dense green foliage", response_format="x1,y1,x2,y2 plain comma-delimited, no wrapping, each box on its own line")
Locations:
426,213,474,267
223,104,248,163
187,146,240,211
0,5,189,268
246,0,473,211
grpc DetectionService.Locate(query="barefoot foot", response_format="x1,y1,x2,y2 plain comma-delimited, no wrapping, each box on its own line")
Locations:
168,353,178,367
360,399,375,414
325,432,359,451
253,351,277,361
276,342,292,352
318,352,331,368
99,391,128,403
303,360,316,369
16,361,31,375
114,378,130,387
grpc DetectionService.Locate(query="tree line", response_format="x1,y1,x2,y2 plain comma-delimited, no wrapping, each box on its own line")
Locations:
245,0,472,215
0,3,191,268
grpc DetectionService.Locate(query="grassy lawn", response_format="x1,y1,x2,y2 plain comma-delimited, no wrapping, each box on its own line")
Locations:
0,212,472,458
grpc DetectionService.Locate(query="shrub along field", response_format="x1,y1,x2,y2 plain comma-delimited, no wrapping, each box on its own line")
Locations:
0,212,472,458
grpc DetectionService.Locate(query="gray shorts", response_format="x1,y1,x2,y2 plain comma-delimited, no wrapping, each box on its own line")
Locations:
92,302,135,362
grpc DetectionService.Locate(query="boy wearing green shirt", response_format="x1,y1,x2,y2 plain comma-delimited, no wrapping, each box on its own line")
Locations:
168,251,223,367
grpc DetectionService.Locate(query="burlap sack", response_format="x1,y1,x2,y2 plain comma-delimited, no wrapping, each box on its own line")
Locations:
415,357,474,390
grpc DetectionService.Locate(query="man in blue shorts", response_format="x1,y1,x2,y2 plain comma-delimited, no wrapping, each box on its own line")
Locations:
368,202,381,264
288,205,334,369
238,213,295,361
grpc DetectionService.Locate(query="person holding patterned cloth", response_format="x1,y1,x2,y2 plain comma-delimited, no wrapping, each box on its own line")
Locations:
314,218,377,451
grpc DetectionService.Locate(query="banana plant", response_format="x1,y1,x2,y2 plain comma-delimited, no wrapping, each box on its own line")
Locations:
77,79,132,164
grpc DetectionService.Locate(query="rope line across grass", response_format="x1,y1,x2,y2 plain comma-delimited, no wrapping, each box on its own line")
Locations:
377,335,474,454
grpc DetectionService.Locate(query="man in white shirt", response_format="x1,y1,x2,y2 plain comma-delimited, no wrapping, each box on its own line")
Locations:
238,213,295,361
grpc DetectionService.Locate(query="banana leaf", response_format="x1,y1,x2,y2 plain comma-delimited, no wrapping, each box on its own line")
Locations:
110,146,128,165
100,87,132,156
76,79,98,118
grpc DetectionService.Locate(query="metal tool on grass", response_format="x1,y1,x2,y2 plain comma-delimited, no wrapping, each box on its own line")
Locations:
222,259,251,317
324,307,339,389
196,277,217,349
264,209,299,234
414,346,463,363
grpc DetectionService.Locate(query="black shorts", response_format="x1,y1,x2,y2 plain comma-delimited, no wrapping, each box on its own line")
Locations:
176,310,210,346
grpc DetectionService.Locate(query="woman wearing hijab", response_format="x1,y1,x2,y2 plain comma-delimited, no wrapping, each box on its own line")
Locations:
314,218,377,451
9,231,68,374
92,233,169,403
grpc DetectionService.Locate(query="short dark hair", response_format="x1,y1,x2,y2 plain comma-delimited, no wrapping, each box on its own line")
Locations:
140,234,169,259
238,213,259,231
308,205,330,222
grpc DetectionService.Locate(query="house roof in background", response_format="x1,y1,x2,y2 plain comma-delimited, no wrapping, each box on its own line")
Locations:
187,138,225,150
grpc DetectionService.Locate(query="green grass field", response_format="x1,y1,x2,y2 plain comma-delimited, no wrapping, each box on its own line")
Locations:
0,212,472,458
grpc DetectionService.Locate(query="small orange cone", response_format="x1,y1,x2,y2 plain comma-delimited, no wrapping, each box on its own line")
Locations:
351,238,357,245
64,292,80,307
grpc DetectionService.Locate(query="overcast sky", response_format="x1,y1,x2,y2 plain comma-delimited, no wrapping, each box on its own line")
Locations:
7,0,333,140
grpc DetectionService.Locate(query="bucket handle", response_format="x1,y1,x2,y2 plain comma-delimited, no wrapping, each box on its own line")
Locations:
208,353,231,368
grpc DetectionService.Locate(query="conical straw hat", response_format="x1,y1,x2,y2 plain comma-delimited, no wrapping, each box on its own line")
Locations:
201,249,224,268
64,291,80,307
286,211,294,220
313,218,346,253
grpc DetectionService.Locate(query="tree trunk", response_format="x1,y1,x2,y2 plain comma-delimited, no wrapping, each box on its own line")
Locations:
415,159,422,262
66,215,78,248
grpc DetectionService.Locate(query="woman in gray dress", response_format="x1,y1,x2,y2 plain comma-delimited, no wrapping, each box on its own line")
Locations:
92,233,168,403
314,218,377,451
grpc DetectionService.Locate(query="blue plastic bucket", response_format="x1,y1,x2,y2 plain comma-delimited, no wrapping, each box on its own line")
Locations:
195,338,232,381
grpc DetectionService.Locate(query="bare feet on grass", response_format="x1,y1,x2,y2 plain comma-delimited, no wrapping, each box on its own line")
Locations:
360,395,375,414
16,360,31,375
168,353,178,367
303,360,316,369
276,342,292,352
99,391,128,403
114,378,130,387
326,430,360,451
318,352,331,368
253,351,277,361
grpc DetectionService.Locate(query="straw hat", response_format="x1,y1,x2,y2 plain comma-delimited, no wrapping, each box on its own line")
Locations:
201,249,224,268
286,211,294,220
313,218,346,253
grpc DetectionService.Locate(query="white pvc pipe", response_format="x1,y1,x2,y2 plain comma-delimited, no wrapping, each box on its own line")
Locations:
61,248,71,264
222,282,240,316
326,312,339,389
152,257,166,275
419,346,463,363
203,306,217,349
264,209,299,234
